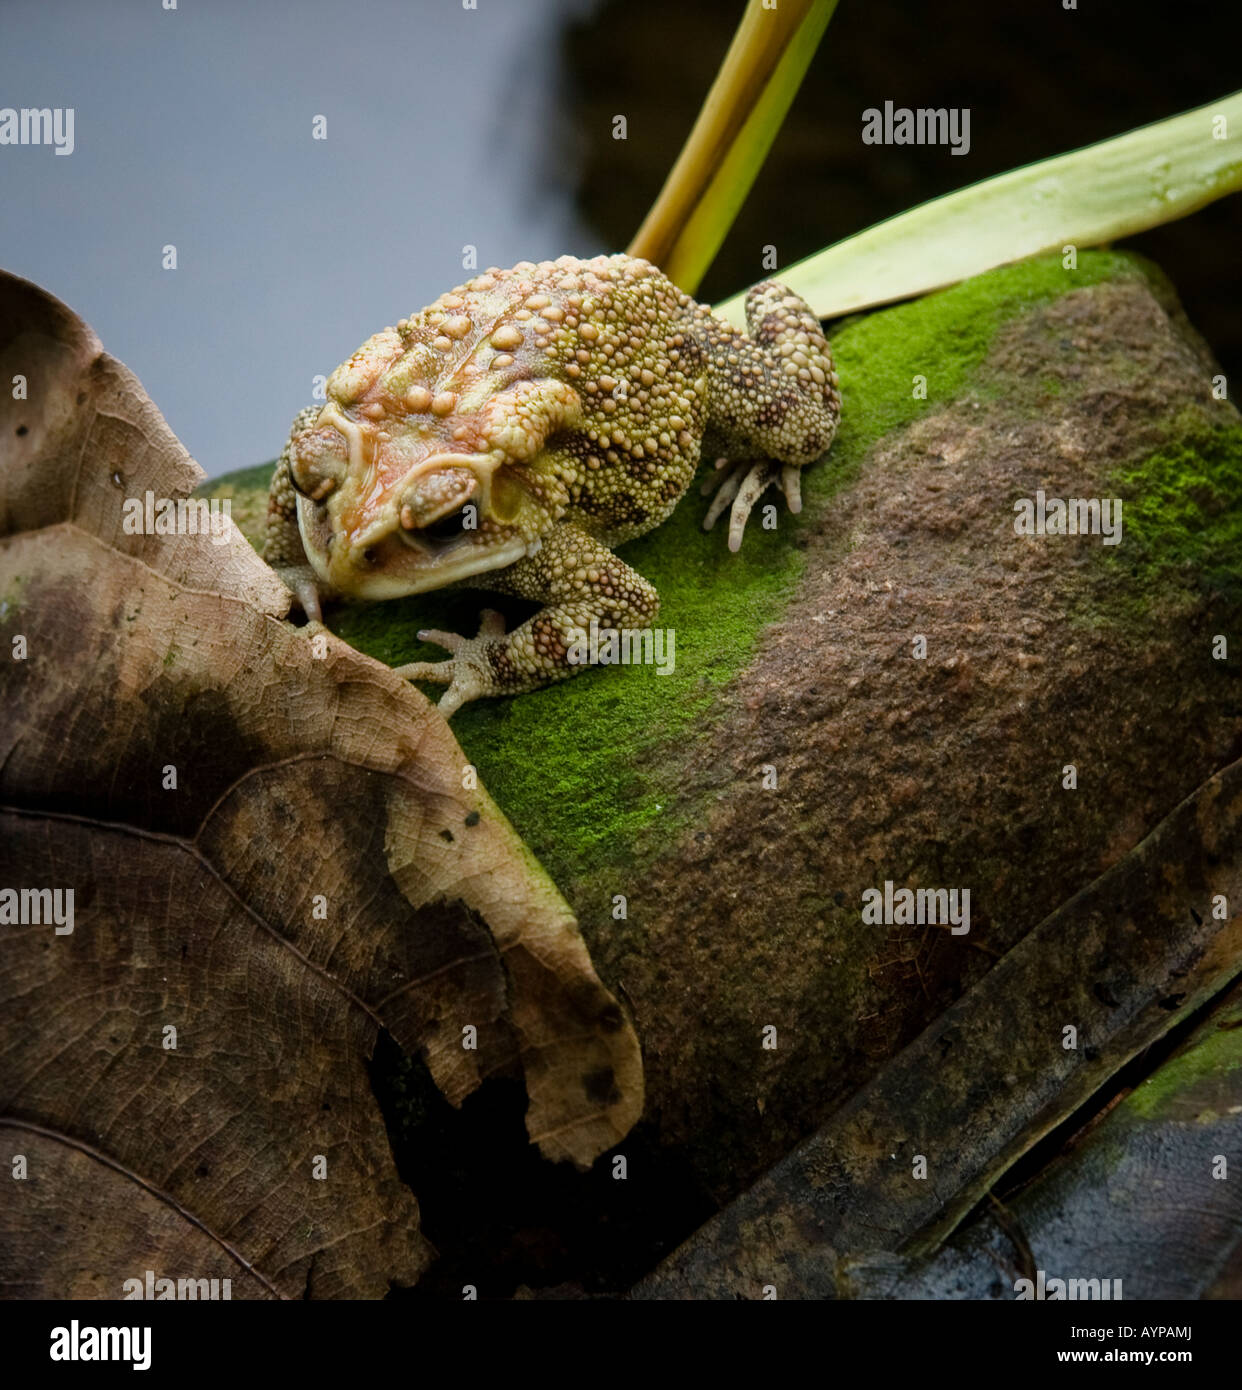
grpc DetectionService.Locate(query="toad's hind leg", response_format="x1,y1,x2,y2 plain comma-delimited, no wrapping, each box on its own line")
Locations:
701,280,841,550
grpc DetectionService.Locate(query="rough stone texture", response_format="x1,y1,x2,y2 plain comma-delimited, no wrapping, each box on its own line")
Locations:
633,757,1242,1298
204,257,1242,1289
589,270,1240,1206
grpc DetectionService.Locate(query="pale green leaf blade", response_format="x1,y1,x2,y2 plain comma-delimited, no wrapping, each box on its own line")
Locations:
715,92,1242,325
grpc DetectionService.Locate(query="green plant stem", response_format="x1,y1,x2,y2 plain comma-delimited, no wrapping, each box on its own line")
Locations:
627,0,838,294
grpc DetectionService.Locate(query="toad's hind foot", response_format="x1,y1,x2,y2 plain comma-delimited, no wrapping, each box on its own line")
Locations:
701,457,803,552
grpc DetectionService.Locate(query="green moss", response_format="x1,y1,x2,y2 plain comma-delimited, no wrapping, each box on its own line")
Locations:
1107,415,1242,606
827,250,1138,446
207,250,1155,889
1,573,26,621
208,459,280,496
334,477,804,874
449,252,1150,881
1126,999,1242,1120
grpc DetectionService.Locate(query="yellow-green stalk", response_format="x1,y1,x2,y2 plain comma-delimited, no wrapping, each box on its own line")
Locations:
627,0,838,293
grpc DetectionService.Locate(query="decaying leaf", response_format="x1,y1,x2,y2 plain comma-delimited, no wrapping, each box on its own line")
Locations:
836,975,1242,1300
0,271,642,1298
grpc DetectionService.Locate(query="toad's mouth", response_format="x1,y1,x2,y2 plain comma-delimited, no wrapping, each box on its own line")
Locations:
296,493,527,598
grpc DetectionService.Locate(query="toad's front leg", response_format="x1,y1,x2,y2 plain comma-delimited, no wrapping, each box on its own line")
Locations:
395,521,659,717
265,405,337,621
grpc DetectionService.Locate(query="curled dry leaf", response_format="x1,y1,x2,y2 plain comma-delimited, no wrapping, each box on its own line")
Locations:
0,271,642,1299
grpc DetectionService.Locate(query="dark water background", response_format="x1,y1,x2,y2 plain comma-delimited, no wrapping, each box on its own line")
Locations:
570,0,1242,374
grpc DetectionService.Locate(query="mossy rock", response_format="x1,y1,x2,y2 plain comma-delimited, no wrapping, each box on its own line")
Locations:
203,250,1242,1228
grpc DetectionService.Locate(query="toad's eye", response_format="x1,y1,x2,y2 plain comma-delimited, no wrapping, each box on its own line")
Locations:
400,499,472,547
398,466,479,545
423,505,470,541
290,426,347,502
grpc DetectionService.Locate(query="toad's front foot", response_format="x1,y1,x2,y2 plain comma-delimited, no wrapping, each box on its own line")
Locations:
395,609,509,718
273,561,327,624
701,457,803,552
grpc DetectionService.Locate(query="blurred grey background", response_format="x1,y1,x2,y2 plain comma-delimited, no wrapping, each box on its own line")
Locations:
4,0,1241,479
0,0,601,476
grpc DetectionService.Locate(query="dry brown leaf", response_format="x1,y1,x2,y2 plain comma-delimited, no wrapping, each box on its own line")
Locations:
0,271,642,1299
